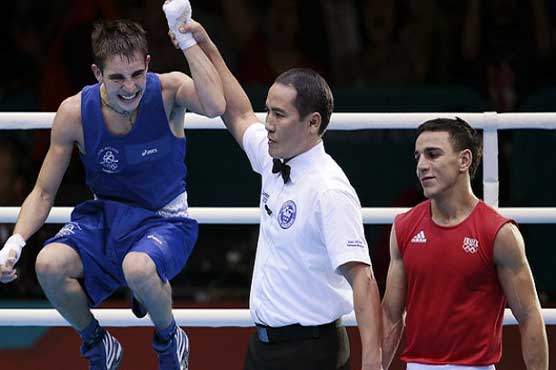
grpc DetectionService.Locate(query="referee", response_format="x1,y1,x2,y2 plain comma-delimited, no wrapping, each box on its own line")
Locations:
175,20,383,370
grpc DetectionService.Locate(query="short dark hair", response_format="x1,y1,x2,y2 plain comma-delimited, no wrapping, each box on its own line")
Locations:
274,68,334,135
91,19,149,70
417,117,483,178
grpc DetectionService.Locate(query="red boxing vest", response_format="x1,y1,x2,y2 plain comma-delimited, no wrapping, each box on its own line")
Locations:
394,200,513,365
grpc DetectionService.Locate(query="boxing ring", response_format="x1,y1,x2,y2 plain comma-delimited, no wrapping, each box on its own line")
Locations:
0,111,555,327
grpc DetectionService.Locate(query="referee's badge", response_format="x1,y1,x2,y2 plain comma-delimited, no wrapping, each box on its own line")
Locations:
278,200,297,229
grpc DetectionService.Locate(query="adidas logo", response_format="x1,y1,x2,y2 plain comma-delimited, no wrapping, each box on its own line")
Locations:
411,230,427,243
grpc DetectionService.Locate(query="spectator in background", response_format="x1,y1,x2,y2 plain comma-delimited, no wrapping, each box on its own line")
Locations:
0,137,36,297
461,0,551,111
347,0,425,87
544,0,556,86
350,0,456,87
0,137,27,228
1,3,47,111
222,0,325,86
320,0,362,86
355,0,409,86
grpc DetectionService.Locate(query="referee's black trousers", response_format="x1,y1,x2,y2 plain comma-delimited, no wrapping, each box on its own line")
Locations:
243,324,350,370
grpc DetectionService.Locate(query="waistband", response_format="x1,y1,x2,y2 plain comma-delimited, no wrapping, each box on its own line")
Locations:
157,191,189,218
255,319,342,344
92,191,189,218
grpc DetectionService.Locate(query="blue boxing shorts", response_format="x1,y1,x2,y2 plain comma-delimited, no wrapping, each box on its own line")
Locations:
43,199,198,307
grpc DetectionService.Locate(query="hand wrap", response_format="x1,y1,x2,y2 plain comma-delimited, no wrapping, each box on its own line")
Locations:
0,234,25,266
163,0,197,50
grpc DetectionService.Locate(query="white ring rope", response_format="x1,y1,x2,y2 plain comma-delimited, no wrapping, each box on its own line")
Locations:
0,308,554,327
2,112,556,130
1,207,556,224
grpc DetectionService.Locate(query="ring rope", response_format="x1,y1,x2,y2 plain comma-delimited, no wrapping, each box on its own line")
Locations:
2,112,556,130
0,308,554,327
1,207,556,224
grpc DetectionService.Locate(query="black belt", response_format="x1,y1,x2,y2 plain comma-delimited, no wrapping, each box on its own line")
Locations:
255,319,342,344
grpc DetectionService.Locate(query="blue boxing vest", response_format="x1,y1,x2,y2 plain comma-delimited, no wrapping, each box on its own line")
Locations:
79,73,187,210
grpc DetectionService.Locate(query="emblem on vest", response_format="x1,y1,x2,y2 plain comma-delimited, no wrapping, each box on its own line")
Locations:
98,146,121,173
462,237,479,253
278,200,297,229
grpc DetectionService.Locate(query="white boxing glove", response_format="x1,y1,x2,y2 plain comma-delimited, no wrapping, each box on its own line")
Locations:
0,234,25,266
163,0,197,50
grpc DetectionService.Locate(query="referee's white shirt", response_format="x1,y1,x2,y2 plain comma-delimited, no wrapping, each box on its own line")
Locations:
243,123,371,327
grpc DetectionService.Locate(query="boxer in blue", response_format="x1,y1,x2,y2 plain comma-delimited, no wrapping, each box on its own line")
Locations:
0,1,224,369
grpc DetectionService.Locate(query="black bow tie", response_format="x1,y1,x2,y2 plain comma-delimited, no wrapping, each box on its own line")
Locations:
272,159,291,183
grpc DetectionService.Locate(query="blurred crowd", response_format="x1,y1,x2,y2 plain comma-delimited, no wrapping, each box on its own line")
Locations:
1,0,556,303
3,0,556,112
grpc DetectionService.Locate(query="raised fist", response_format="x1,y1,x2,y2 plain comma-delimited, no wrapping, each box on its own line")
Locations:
163,0,197,49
